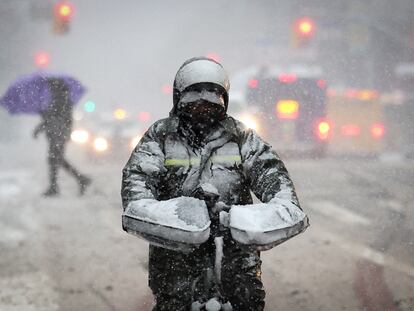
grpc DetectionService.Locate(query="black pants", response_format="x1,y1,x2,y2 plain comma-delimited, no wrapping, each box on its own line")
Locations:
149,235,265,311
47,137,82,189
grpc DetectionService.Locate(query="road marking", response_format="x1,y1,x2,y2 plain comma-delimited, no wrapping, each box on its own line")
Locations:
322,228,414,278
378,199,404,212
307,200,371,226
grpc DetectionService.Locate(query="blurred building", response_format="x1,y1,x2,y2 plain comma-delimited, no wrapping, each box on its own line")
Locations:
294,0,414,90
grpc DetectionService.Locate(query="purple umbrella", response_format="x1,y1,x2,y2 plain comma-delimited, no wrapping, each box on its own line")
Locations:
0,71,86,114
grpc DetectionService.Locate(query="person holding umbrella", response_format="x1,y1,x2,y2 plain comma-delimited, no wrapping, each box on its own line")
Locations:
1,72,91,196
33,78,91,196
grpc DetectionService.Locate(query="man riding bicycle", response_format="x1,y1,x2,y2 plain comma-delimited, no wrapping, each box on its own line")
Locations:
121,57,308,310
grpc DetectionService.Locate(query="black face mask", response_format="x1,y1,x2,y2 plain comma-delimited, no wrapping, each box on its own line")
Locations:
176,100,225,148
178,100,225,125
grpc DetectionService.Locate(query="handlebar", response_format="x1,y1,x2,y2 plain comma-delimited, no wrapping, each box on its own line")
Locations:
190,184,233,239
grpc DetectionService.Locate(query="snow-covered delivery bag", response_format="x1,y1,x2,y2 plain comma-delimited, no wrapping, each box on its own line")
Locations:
122,196,211,252
228,201,309,251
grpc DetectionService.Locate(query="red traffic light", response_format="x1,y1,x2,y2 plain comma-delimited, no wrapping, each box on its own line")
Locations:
55,1,74,21
278,73,297,83
248,79,258,89
295,17,315,37
34,51,50,68
53,1,73,34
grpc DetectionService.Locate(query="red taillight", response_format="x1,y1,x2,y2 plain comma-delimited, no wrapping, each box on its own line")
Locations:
341,124,360,136
345,89,379,101
248,79,258,88
317,79,326,89
278,74,297,83
346,89,358,98
316,120,331,140
371,123,385,139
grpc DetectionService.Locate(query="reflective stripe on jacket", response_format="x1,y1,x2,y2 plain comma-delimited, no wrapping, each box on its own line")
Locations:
121,115,300,210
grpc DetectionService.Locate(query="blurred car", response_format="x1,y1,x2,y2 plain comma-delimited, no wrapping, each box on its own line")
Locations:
326,88,386,156
70,118,145,162
243,65,329,157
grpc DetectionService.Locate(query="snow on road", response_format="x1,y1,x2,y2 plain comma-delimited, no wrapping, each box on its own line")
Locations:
307,199,371,226
0,272,58,311
0,169,59,310
1,149,413,310
0,170,39,244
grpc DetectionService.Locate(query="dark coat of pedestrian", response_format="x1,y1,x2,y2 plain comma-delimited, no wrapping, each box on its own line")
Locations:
33,78,91,196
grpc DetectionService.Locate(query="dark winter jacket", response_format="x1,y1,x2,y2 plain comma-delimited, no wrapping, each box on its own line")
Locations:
122,115,300,209
34,79,73,141
121,113,302,309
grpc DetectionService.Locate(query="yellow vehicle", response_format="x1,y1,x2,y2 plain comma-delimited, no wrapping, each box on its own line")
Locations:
326,89,385,156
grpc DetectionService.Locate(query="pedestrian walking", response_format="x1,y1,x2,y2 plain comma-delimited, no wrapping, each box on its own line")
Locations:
33,78,91,196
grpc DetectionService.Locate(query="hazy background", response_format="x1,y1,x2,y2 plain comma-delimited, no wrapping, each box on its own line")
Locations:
1,1,414,310
2,0,413,121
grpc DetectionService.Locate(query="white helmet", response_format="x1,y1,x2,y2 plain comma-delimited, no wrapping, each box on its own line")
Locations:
172,57,230,112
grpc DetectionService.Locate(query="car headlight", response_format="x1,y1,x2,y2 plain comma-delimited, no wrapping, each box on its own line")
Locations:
94,137,108,152
240,114,259,132
71,129,89,144
130,135,142,149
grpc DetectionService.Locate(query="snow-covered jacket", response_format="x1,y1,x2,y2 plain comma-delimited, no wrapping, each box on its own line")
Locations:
122,115,301,212
121,114,307,309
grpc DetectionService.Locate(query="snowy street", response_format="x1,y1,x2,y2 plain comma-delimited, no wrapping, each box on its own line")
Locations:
2,1,414,310
1,139,413,311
